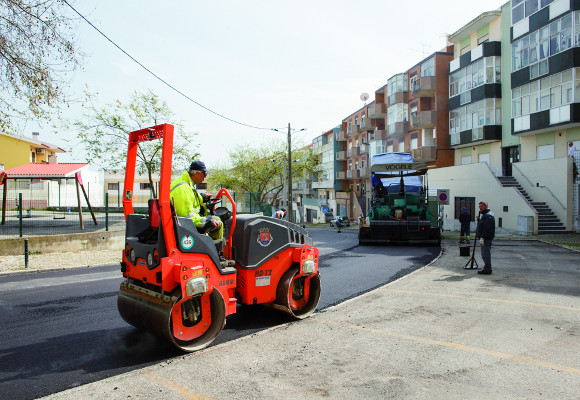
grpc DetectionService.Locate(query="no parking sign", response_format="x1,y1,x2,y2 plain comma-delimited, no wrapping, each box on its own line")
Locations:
437,189,450,205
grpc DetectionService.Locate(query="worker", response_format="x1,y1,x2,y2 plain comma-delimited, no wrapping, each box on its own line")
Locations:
336,216,343,233
170,161,232,267
459,207,471,243
275,207,287,219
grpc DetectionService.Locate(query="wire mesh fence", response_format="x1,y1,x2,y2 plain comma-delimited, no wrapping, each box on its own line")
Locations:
0,191,272,239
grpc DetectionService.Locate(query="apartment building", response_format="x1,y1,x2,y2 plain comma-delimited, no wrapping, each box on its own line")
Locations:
430,1,580,234
338,105,371,220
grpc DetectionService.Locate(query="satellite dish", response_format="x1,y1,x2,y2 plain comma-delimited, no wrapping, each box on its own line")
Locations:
360,92,369,102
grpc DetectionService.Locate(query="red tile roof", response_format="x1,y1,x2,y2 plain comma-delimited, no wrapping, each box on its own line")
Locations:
3,163,88,178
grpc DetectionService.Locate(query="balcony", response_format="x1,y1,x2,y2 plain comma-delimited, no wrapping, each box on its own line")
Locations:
347,169,360,179
347,146,360,157
336,151,347,161
359,118,374,132
336,171,346,180
368,103,386,119
412,76,437,97
388,121,409,137
411,110,437,129
347,125,360,136
360,143,369,155
336,130,347,141
373,130,388,141
312,180,334,189
411,145,437,162
387,91,408,106
359,167,370,179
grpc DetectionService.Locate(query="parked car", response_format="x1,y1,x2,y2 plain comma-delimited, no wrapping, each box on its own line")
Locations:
330,216,350,227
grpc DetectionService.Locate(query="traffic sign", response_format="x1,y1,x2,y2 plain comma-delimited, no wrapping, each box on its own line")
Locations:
437,189,450,205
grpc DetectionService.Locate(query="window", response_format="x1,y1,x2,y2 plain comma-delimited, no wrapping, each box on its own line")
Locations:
140,182,152,190
512,13,576,74
387,103,408,134
512,69,574,117
410,134,418,150
398,138,405,152
386,141,393,153
450,98,501,136
387,73,408,104
462,155,472,165
108,182,119,190
512,0,553,24
537,144,554,160
450,57,500,99
421,57,435,77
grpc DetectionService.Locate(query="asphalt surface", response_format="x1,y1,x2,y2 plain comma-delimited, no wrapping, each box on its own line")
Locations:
35,237,579,400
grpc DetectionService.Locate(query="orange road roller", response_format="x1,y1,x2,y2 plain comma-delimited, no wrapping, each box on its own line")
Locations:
117,124,321,352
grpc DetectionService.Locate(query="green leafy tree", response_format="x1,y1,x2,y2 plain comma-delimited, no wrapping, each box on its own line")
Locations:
0,0,83,134
72,89,199,198
208,139,319,207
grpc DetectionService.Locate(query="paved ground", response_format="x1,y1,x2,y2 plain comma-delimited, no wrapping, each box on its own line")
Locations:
21,234,578,400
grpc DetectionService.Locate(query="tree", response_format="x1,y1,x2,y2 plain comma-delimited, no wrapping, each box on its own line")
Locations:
0,0,83,134
72,89,199,198
208,139,319,207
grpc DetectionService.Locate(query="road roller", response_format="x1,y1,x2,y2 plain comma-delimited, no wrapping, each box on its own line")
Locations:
117,124,321,352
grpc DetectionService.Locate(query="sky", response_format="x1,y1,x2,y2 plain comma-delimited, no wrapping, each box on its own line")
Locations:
29,0,506,169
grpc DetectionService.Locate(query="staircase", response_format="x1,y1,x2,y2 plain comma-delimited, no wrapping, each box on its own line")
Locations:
498,176,568,234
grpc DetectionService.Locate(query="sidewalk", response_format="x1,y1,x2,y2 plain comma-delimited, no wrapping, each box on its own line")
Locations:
38,237,580,400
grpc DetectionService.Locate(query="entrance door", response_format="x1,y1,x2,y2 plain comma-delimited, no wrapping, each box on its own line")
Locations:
502,146,520,176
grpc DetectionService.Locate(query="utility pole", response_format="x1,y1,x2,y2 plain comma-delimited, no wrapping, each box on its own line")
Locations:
287,123,292,223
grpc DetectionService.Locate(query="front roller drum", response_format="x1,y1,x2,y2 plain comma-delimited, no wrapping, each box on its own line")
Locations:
118,284,226,352
275,267,321,319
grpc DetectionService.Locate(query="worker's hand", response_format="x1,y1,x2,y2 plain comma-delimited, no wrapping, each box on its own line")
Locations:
211,216,222,228
480,238,484,246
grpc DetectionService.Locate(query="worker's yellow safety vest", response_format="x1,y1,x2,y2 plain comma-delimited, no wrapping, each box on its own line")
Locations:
169,171,207,227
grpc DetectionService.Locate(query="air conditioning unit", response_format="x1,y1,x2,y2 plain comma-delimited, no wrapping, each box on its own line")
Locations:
36,148,46,154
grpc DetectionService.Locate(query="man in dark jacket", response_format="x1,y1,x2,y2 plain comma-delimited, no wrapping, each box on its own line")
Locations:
475,201,495,275
459,207,471,243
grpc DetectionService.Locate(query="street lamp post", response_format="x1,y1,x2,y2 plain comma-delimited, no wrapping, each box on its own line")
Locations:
273,123,305,223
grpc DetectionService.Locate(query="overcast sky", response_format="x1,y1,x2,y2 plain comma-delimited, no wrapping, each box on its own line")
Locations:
31,0,506,168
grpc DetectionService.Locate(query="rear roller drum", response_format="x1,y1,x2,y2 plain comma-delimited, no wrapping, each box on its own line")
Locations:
276,267,321,319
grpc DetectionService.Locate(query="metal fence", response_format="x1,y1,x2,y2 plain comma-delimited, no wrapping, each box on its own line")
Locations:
0,193,124,239
0,191,272,239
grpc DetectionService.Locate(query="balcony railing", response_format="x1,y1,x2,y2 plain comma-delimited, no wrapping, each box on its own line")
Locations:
368,103,386,119
360,144,369,155
347,125,360,136
359,118,374,132
411,76,437,97
336,151,347,161
411,145,437,162
336,171,346,180
336,130,347,141
347,169,360,179
387,121,409,137
347,147,360,157
373,130,388,141
410,110,437,129
359,167,370,179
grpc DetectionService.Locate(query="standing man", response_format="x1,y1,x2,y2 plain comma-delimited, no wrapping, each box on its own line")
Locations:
170,161,230,266
459,207,471,243
568,141,576,157
475,201,495,275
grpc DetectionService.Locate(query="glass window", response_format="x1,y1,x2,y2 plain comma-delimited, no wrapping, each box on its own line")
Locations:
421,57,435,77
525,0,538,17
512,3,524,24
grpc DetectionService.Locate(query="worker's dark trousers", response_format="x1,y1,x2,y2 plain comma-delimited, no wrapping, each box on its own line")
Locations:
480,240,493,270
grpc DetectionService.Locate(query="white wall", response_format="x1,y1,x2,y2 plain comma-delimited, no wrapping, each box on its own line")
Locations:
429,162,537,234
512,157,573,229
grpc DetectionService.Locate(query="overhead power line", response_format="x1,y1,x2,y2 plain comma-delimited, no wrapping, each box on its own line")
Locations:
62,0,272,131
